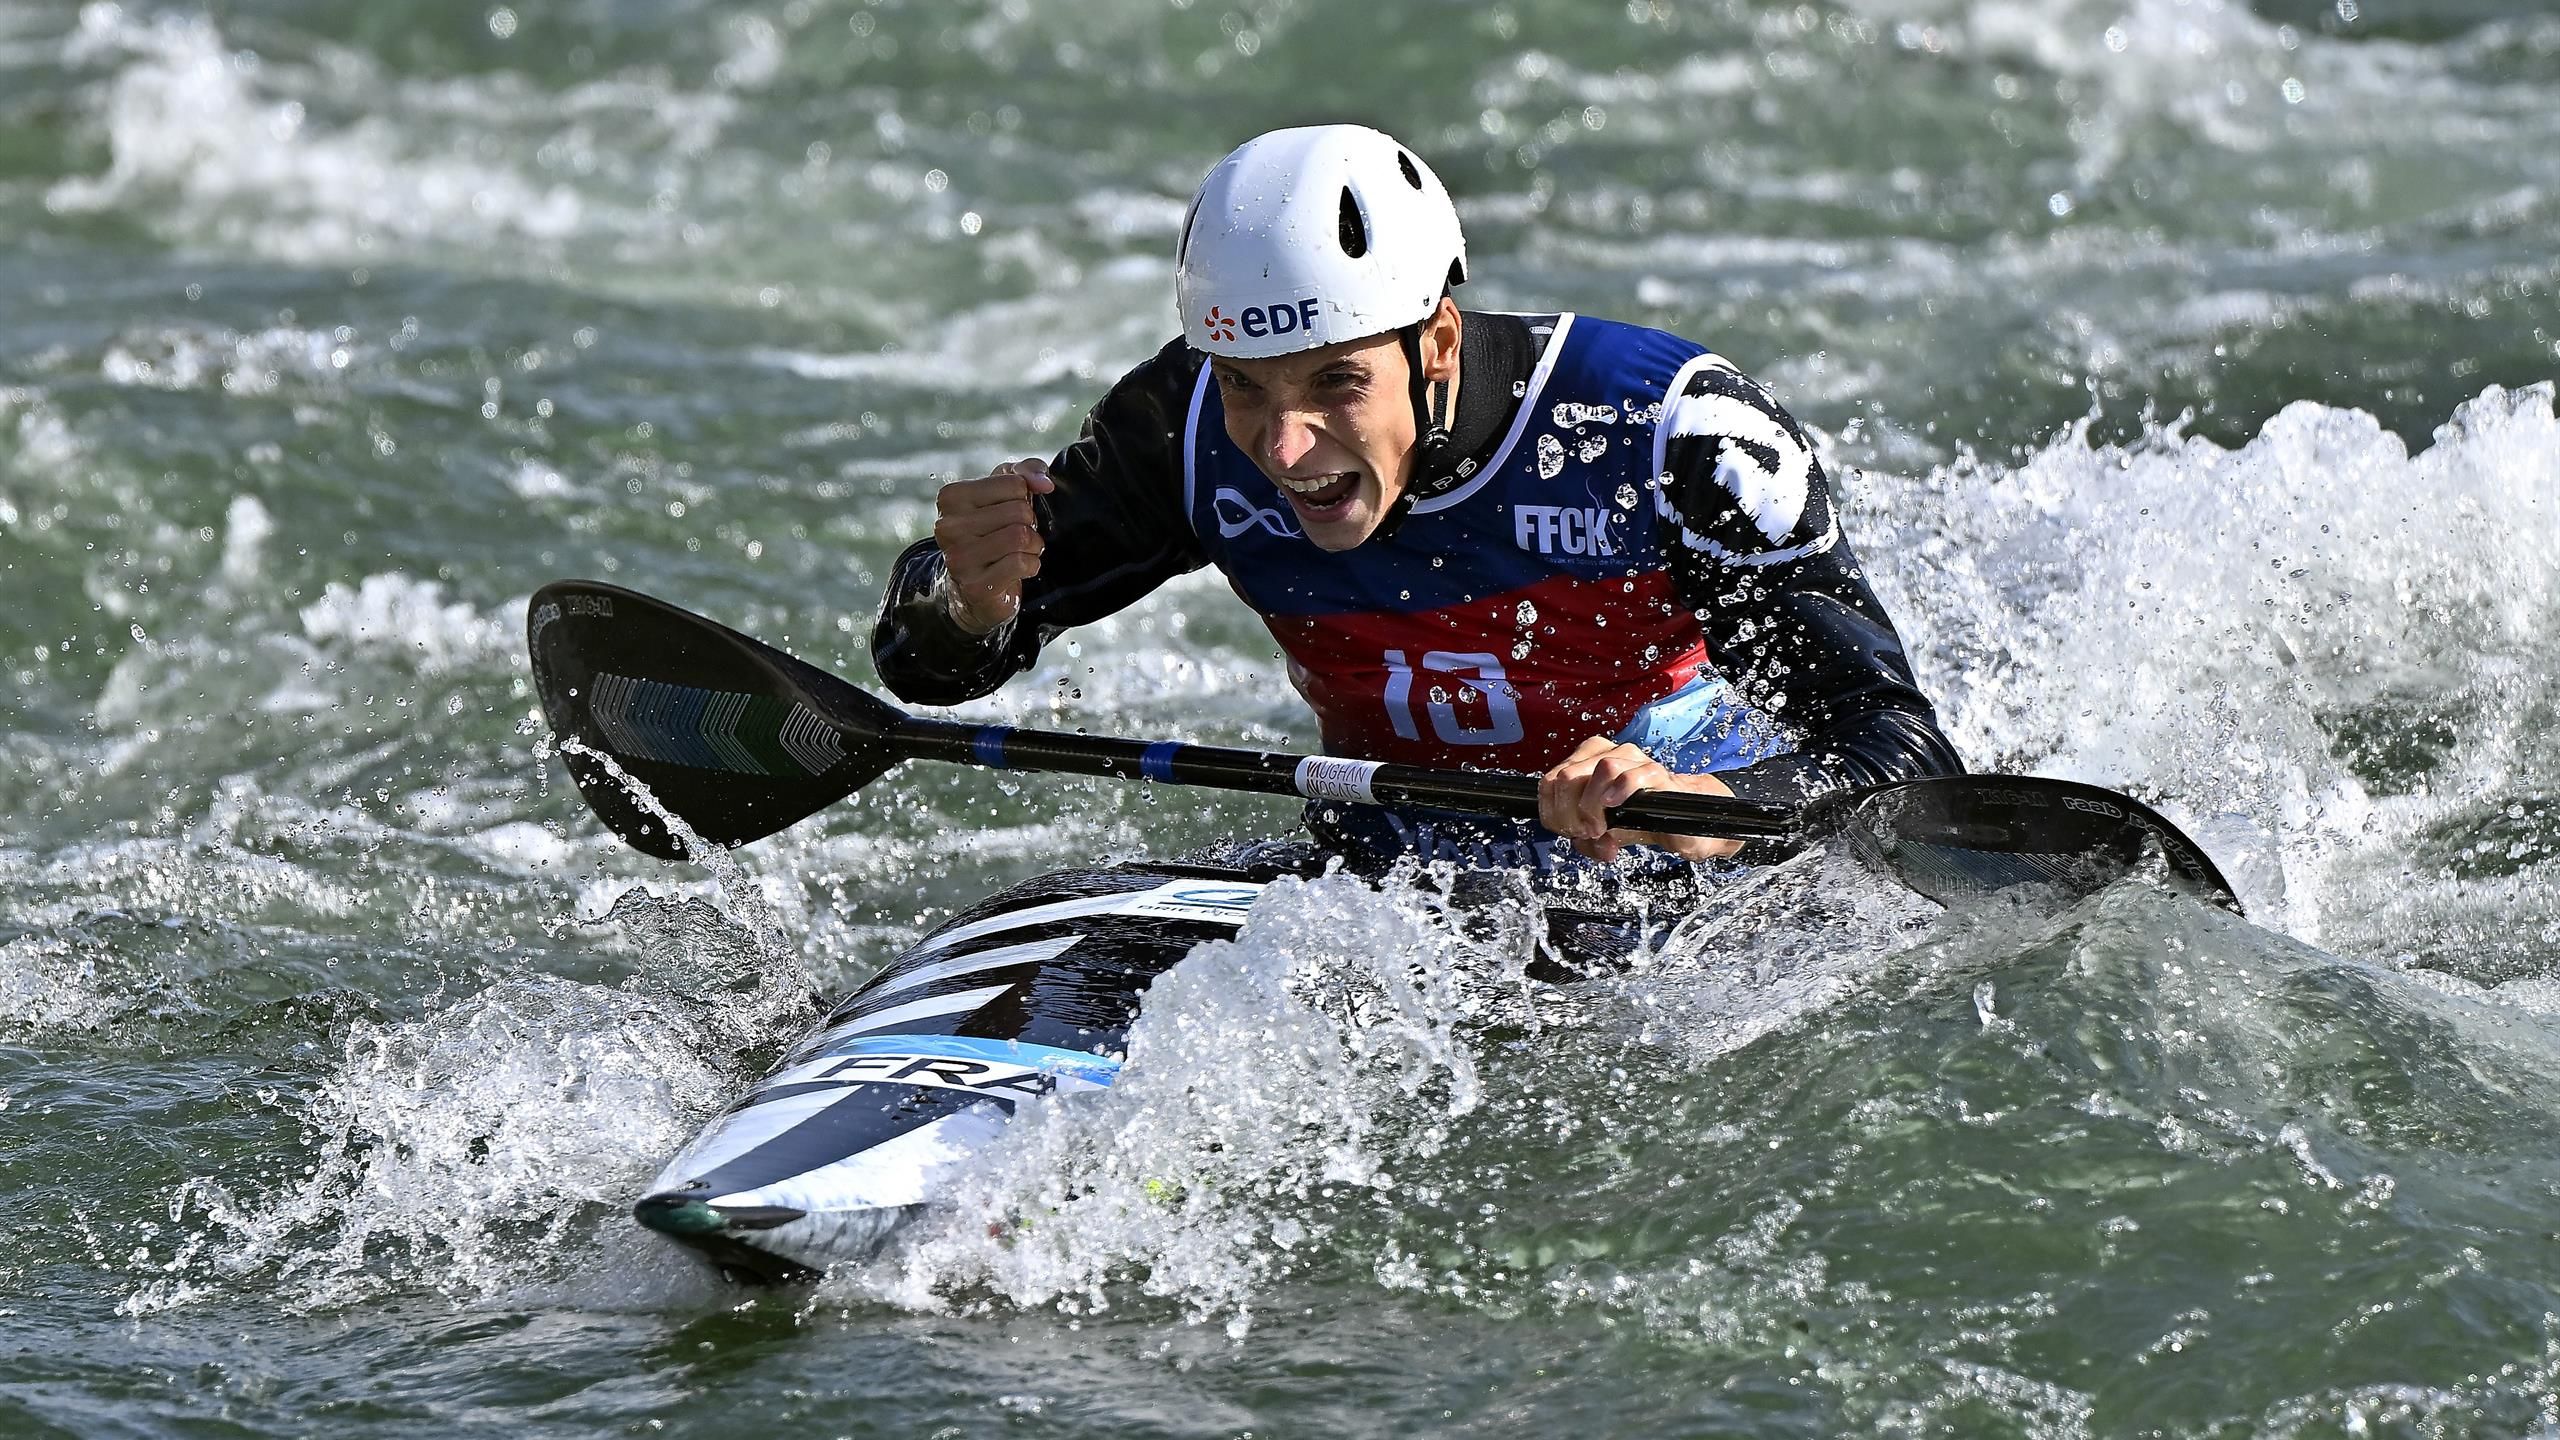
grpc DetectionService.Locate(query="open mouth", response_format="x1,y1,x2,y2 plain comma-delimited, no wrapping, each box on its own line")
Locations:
1276,471,1360,512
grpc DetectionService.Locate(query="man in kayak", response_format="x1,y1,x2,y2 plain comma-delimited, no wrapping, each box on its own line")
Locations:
872,124,1960,871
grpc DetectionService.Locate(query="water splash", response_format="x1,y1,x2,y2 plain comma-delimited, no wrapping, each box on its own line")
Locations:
119,868,813,1314
1859,384,2560,958
853,869,1533,1335
0,933,115,1031
119,975,736,1313
299,573,519,675
842,858,1916,1334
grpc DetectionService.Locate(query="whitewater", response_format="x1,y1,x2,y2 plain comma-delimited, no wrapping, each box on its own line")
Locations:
4,0,2557,1434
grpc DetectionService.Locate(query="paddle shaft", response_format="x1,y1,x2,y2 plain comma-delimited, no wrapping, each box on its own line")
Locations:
526,580,2244,909
885,713,1803,840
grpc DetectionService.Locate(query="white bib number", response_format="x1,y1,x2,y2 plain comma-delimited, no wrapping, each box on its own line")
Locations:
1383,649,1526,747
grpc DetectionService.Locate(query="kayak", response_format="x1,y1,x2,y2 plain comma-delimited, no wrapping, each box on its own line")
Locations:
634,861,1277,1284
631,852,1668,1284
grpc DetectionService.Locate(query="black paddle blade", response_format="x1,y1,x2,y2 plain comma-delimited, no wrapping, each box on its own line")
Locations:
526,581,909,859
1829,775,2245,916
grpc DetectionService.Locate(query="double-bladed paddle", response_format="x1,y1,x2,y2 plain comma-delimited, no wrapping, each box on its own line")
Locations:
525,580,2243,915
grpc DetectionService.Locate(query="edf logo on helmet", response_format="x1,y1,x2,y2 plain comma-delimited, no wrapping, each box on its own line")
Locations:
1202,298,1324,344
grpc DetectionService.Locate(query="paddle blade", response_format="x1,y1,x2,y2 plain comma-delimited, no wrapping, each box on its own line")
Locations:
526,581,908,858
1830,776,2244,916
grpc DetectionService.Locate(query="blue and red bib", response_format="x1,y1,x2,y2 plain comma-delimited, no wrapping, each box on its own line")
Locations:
1183,314,1735,773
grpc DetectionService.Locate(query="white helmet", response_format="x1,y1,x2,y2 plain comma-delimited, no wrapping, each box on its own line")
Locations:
1177,125,1468,360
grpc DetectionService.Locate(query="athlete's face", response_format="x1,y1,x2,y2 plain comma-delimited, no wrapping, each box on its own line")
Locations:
1210,301,1460,552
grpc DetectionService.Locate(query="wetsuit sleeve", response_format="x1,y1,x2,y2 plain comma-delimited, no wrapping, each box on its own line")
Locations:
871,338,1211,705
1654,361,1965,806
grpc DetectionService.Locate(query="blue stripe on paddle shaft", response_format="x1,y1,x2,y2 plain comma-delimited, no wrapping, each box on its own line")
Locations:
1140,741,1180,782
971,726,1012,767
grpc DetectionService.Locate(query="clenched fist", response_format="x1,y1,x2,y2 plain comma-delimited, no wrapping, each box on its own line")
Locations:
933,458,1054,636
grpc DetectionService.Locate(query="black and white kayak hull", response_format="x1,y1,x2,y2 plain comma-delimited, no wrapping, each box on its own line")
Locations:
635,864,1267,1283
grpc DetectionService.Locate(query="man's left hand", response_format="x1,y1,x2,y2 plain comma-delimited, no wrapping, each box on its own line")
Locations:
1539,737,1744,863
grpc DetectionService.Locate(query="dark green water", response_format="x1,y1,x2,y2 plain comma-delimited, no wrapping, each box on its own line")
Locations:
4,0,2557,1434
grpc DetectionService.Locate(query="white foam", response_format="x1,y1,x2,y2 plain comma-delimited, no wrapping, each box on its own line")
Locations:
44,7,655,265
98,324,368,397
122,873,816,1313
1070,188,1187,240
119,976,734,1313
748,261,1172,396
503,459,588,502
1851,383,2560,945
459,822,576,876
297,573,518,674
10,402,86,477
0,936,113,1031
218,494,272,586
1614,849,1940,1062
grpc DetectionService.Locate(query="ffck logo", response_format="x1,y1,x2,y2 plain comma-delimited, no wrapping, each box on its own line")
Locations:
1514,504,1619,557
1202,306,1238,343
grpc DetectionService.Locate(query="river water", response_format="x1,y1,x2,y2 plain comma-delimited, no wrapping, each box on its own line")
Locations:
4,0,2558,1434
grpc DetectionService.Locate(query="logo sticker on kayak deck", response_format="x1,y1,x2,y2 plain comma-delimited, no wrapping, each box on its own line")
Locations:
773,1024,1116,1091
814,1052,1060,1099
1124,882,1264,926
748,1034,1124,1108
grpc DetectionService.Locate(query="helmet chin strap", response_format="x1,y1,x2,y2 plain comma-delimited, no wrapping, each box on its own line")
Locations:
1374,317,1457,542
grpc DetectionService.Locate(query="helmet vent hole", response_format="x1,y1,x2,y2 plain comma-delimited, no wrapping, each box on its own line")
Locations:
1397,151,1423,189
1337,187,1369,259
